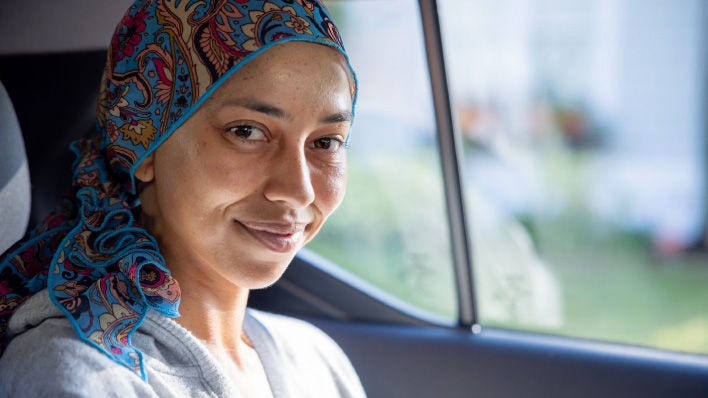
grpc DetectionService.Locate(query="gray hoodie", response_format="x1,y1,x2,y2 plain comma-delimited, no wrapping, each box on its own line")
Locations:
0,290,366,397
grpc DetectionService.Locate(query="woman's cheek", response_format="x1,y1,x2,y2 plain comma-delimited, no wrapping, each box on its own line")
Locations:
317,162,348,214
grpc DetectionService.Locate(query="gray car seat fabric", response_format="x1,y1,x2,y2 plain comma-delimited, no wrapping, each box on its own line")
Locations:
0,81,31,253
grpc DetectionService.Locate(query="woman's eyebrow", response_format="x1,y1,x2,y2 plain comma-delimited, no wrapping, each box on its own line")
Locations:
321,111,353,124
220,98,291,120
217,98,352,124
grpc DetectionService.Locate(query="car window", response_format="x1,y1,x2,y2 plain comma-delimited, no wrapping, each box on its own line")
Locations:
307,0,458,320
439,0,708,354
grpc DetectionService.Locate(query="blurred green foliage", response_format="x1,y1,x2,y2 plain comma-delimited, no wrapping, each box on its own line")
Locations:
307,148,457,318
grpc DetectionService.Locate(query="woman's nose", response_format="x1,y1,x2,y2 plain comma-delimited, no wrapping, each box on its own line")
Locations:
262,147,316,209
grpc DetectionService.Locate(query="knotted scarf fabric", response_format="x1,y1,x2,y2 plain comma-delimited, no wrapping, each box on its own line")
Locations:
0,0,354,380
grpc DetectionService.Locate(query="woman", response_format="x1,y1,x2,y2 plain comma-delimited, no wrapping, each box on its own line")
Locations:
0,0,365,396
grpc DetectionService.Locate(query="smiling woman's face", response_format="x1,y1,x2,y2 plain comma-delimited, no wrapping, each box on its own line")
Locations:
136,41,353,289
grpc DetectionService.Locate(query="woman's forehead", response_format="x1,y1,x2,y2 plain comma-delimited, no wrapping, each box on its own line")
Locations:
223,42,350,84
208,41,355,104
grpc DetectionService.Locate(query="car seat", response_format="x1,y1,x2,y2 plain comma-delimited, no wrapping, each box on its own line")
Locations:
0,81,31,253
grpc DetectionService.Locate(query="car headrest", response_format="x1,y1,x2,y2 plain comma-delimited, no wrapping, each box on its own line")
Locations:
0,81,31,253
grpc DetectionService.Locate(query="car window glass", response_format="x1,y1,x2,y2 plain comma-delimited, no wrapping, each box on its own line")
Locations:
307,0,457,320
439,0,708,354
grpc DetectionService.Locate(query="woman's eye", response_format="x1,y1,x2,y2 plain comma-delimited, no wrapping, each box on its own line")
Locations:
312,137,345,151
228,125,267,141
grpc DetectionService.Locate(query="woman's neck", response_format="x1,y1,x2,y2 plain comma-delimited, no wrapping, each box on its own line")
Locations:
173,269,274,397
171,266,251,353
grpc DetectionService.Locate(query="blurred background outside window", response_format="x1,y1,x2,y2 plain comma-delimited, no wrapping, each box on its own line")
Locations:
440,0,708,354
309,0,708,356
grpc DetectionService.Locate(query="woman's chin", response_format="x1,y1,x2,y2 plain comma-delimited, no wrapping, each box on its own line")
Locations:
235,256,294,290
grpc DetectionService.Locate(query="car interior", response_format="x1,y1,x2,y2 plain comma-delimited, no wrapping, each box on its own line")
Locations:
1,1,708,397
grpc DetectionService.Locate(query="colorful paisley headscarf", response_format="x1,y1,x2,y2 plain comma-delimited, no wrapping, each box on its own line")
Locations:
0,0,355,380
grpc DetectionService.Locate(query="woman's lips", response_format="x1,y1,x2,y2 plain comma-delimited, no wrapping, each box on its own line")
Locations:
238,221,306,253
